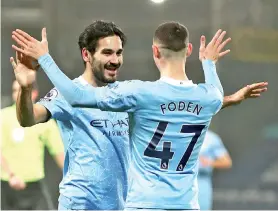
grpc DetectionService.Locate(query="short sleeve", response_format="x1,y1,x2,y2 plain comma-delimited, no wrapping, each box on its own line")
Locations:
37,88,74,121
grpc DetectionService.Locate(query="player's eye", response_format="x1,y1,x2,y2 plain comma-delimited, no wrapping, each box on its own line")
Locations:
116,50,123,56
102,50,113,55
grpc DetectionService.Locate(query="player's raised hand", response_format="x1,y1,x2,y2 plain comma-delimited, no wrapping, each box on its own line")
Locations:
199,29,231,62
10,51,38,88
12,28,49,60
229,82,268,105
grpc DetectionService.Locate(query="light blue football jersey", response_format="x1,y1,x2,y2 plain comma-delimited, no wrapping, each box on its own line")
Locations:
38,54,223,210
198,130,228,175
198,130,228,210
93,79,223,210
37,76,130,210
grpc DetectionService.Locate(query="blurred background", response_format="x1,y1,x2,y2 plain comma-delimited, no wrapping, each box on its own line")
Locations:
1,0,278,209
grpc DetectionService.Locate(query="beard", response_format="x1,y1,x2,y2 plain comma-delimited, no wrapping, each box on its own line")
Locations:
91,57,121,84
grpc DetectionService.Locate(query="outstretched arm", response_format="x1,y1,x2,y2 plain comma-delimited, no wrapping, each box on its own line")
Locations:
221,82,268,109
12,28,138,112
39,54,137,112
198,30,268,109
38,53,99,107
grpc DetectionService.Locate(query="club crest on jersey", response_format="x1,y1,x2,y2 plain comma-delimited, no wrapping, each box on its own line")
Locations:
40,88,59,101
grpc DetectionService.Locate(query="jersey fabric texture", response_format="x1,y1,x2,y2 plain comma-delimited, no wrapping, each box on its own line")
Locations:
37,76,130,210
38,54,223,210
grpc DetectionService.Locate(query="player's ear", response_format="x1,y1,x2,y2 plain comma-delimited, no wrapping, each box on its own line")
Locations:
152,45,161,59
186,43,193,57
81,48,91,63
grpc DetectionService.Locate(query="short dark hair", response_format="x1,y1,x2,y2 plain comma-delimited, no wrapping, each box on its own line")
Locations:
154,21,189,52
78,20,127,54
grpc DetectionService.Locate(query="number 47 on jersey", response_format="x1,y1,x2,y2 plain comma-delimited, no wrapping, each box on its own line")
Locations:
144,121,205,171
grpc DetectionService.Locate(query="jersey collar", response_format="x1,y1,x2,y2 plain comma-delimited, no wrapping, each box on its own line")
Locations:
77,76,118,88
160,76,194,87
77,75,89,86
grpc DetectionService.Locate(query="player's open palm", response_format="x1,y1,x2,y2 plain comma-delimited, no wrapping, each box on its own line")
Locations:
10,51,37,88
199,29,231,62
12,28,49,60
230,82,268,105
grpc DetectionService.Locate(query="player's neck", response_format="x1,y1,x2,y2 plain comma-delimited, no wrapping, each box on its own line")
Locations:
82,69,107,87
159,60,189,81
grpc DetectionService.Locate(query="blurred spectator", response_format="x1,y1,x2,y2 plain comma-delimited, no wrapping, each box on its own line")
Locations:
198,130,232,210
0,80,64,210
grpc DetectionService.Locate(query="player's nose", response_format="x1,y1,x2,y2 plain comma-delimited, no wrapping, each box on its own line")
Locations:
110,54,119,64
